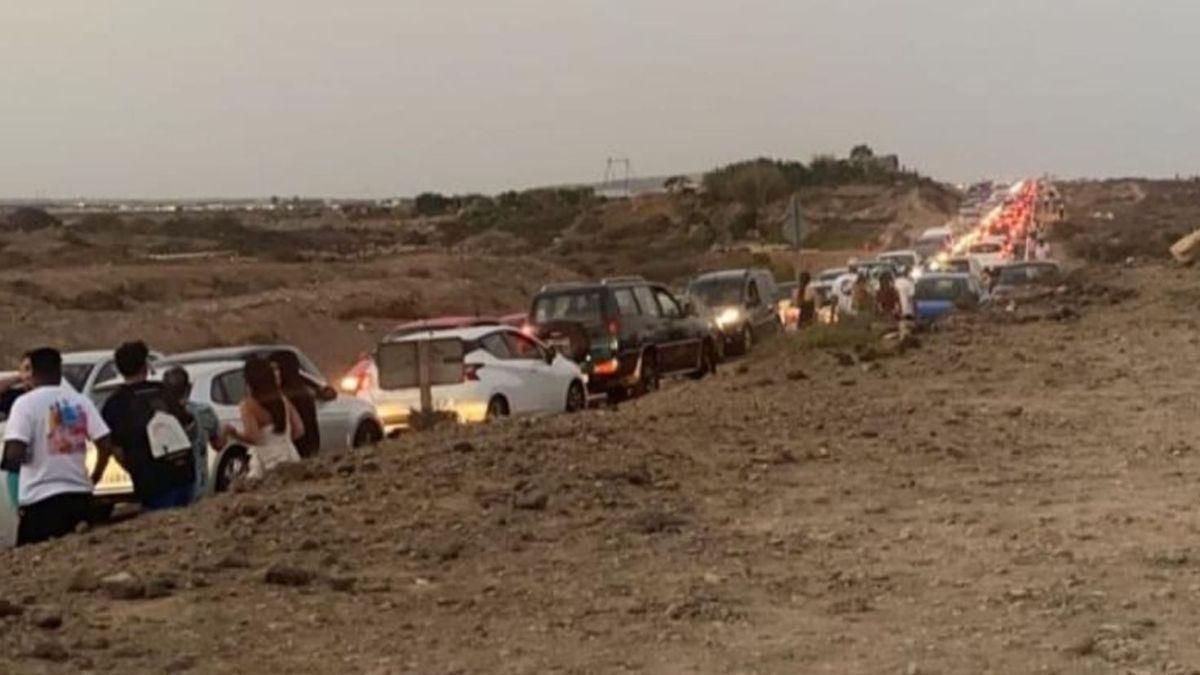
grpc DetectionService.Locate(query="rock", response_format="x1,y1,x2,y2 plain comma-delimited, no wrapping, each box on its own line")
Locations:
831,352,856,367
144,576,175,599
514,488,549,511
28,639,69,662
264,563,314,588
785,370,809,381
0,598,24,617
630,510,687,535
434,541,463,562
328,576,357,593
217,551,251,569
100,572,146,600
31,607,63,630
1003,406,1024,418
452,441,476,453
1064,635,1096,656
66,569,100,593
165,655,198,672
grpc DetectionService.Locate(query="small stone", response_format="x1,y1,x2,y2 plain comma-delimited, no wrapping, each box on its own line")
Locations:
66,569,100,593
1064,635,1096,656
0,598,24,617
100,572,145,601
514,489,549,511
1004,406,1024,418
328,576,357,593
31,607,63,630
452,441,475,453
263,563,314,588
29,639,68,662
785,370,809,381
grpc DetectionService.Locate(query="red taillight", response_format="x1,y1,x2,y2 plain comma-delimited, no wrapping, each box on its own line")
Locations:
463,363,483,382
592,359,619,376
520,322,536,337
606,319,620,336
340,358,373,394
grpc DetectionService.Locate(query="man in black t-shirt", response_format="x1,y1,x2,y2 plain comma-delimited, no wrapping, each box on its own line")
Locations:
95,342,195,511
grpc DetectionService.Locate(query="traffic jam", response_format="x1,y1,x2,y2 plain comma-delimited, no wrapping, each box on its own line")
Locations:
0,179,1060,547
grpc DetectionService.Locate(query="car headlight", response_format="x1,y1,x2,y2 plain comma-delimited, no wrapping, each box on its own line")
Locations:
715,308,741,328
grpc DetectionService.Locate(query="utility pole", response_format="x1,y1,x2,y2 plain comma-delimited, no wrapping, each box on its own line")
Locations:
602,157,633,197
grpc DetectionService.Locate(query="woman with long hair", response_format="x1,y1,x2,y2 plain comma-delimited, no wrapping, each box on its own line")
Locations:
268,350,320,458
224,357,303,479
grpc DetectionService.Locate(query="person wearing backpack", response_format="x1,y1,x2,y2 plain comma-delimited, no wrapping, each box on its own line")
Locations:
95,342,195,511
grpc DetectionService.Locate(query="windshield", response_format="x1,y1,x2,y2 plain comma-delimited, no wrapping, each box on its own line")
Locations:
533,291,605,324
61,364,93,392
687,278,743,307
998,264,1058,286
916,278,968,301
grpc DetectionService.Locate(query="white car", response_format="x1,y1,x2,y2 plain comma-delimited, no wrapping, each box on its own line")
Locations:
61,349,165,396
877,249,922,274
966,236,1010,271
356,325,587,433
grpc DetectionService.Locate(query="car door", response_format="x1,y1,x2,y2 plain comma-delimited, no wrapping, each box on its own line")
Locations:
745,277,770,334
502,331,568,412
476,331,538,413
653,287,700,372
208,367,248,431
631,284,672,369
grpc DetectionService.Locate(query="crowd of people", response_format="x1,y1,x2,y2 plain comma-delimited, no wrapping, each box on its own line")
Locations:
0,342,317,547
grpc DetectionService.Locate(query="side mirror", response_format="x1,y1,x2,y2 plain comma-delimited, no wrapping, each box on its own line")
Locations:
318,385,338,402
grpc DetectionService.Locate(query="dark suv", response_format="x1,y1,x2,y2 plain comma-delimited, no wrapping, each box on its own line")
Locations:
685,268,781,355
528,276,718,402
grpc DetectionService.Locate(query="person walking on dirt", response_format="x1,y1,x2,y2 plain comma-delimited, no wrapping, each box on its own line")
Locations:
224,357,303,480
269,351,320,458
2,348,113,545
162,367,223,501
97,341,196,511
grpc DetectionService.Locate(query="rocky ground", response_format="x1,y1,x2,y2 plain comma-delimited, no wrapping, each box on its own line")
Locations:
3,262,1200,674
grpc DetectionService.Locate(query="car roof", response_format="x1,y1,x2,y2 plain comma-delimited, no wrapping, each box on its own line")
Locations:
384,325,513,344
61,350,116,365
918,272,971,281
93,360,243,393
880,249,918,257
392,316,498,331
160,345,295,366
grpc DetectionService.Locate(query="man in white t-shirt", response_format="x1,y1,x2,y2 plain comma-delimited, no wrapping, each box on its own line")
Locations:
2,348,112,546
832,264,860,321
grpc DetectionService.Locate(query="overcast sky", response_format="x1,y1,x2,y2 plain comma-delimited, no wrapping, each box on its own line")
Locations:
4,1,1200,198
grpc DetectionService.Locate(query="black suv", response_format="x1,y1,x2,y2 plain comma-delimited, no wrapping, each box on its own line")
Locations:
685,268,782,355
528,276,718,401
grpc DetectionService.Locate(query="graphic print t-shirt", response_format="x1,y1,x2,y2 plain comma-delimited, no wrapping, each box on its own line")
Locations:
3,385,109,506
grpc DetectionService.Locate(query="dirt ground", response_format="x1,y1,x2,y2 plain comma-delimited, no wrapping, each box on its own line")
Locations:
4,259,1200,673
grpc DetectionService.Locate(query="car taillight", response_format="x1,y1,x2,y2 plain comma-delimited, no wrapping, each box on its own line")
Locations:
520,322,536,337
606,319,620,336
463,363,483,382
592,359,619,376
339,359,373,394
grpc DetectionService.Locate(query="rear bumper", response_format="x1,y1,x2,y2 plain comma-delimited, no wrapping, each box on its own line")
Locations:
366,383,492,432
582,352,640,394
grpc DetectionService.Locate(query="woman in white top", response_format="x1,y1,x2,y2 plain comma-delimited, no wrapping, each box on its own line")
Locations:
224,357,303,479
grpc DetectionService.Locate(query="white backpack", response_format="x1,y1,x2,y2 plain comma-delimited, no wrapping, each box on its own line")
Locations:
146,410,193,460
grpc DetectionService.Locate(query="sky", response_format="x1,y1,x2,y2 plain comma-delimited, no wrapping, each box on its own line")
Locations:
4,0,1200,198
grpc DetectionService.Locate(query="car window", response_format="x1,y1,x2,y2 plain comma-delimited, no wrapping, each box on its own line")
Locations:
747,280,761,306
93,361,117,387
212,370,246,406
614,288,640,316
654,289,683,318
480,333,512,359
61,364,93,393
633,286,661,317
533,290,605,324
503,332,545,361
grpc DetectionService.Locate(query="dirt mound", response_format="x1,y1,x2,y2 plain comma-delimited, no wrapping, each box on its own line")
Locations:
1057,179,1200,261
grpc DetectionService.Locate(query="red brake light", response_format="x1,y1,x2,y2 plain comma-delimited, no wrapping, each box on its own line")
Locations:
606,319,620,337
463,363,483,382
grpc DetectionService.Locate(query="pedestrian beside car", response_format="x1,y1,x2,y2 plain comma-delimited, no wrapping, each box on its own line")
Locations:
224,357,303,480
894,271,916,335
162,367,223,501
832,264,860,322
97,341,196,511
797,271,816,327
1,352,34,511
269,350,320,458
851,273,873,316
2,348,113,545
875,271,901,321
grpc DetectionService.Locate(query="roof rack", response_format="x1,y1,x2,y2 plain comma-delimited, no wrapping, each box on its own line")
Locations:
600,275,646,285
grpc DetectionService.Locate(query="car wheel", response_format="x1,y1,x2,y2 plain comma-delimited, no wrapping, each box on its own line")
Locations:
689,341,716,380
637,352,660,396
215,448,249,493
352,420,383,448
740,325,753,354
87,502,115,524
486,396,510,420
565,380,586,412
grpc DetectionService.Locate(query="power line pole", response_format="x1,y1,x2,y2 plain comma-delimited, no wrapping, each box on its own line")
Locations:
602,157,633,197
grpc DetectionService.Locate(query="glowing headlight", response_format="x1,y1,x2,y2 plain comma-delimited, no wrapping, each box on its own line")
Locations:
715,308,741,328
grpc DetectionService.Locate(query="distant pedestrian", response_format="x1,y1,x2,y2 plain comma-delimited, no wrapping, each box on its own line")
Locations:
2,348,113,545
797,271,816,327
269,351,320,458
98,341,196,511
1035,237,1051,261
851,273,873,315
224,357,302,480
833,264,859,321
162,367,223,501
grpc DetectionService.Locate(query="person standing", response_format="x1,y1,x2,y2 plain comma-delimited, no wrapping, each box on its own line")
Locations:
97,341,195,511
875,272,901,321
894,271,916,332
224,357,303,480
832,264,859,322
1,352,34,512
162,367,223,501
268,351,320,458
2,348,113,545
796,271,816,327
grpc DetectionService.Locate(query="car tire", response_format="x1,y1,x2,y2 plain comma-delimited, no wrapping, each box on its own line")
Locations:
565,381,586,412
689,341,717,380
214,447,250,493
352,420,383,448
636,351,659,396
486,396,510,420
